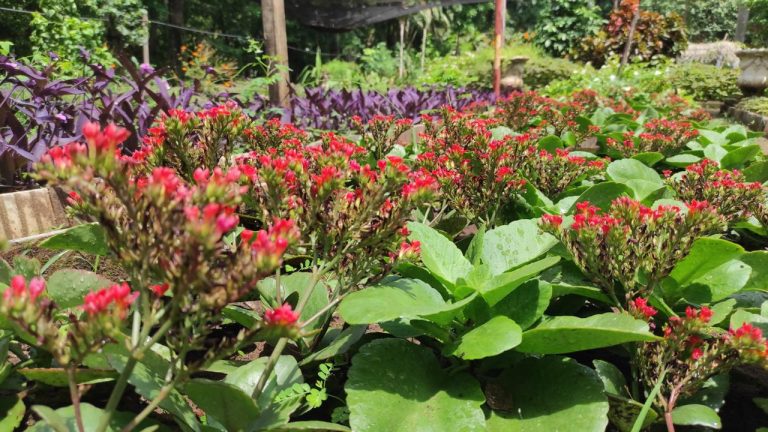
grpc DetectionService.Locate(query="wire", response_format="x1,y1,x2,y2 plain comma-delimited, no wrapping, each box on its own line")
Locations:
0,5,354,58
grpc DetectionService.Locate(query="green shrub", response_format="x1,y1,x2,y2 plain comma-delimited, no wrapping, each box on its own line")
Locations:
738,97,768,116
643,0,738,42
668,63,741,101
574,0,687,67
533,0,604,58
524,57,580,89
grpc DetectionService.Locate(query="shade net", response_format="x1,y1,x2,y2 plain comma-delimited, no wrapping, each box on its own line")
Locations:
285,0,491,30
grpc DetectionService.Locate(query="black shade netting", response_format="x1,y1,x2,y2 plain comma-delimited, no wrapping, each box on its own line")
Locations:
285,0,491,30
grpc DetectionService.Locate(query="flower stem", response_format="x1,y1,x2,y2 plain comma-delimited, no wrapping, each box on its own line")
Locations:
251,336,288,398
95,355,138,432
67,367,85,432
664,411,676,432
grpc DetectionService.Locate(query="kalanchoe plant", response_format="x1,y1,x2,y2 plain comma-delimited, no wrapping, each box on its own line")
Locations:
634,303,768,431
417,109,528,226
350,114,413,160
607,119,699,157
540,197,726,306
32,123,300,431
242,133,437,289
665,159,765,223
522,147,607,197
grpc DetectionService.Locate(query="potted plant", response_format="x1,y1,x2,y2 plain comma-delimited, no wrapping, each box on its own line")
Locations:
736,48,768,96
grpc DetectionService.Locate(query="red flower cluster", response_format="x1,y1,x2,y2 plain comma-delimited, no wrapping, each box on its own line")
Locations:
630,297,658,320
522,148,607,197
667,159,765,222
82,282,138,319
351,114,413,160
2,275,46,306
541,197,725,304
264,303,300,327
242,219,299,269
245,117,309,150
729,323,768,363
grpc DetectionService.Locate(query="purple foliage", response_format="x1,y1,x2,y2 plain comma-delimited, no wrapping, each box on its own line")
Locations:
0,55,198,186
282,86,497,130
0,56,496,186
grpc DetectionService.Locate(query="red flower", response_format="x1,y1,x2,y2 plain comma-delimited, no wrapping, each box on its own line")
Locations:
691,348,703,360
540,214,563,229
632,297,657,320
264,303,299,326
150,283,170,297
83,282,138,318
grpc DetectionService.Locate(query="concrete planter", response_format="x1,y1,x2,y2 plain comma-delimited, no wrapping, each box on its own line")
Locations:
500,57,529,91
736,49,768,96
728,106,768,135
0,188,70,242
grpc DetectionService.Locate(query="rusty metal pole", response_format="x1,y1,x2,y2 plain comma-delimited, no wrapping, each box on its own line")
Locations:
493,0,505,97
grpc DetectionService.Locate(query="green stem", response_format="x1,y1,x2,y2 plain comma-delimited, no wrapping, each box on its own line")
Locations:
67,367,85,432
251,337,288,399
95,356,138,432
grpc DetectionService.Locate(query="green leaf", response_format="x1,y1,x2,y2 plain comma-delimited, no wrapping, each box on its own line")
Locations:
662,238,745,300
630,369,666,432
105,344,200,431
742,161,768,183
29,402,165,432
224,355,303,430
671,404,721,429
221,305,261,328
449,316,522,360
300,325,366,365
46,269,113,309
258,273,330,332
681,259,752,303
0,395,24,432
491,280,552,329
39,223,108,256
266,421,351,431
486,356,608,432
570,182,633,212
538,135,564,153
516,313,659,354
741,251,768,292
464,226,485,266
606,159,664,201
17,368,117,387
665,154,701,168
721,145,761,169
12,256,41,279
680,374,730,411
346,339,485,432
481,256,560,306
0,259,11,285
338,279,446,325
481,219,558,276
408,222,472,285
709,299,737,325
184,379,261,431
593,360,627,397
631,152,664,167
730,309,768,334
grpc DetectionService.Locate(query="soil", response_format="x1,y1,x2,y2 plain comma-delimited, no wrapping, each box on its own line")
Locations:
0,242,129,282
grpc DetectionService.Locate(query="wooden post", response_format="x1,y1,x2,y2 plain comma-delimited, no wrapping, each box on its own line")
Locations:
493,0,505,97
399,18,405,79
142,11,150,66
262,0,290,108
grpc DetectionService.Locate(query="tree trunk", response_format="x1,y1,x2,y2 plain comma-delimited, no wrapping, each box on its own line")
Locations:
168,0,184,71
619,1,641,75
736,2,750,43
261,0,291,107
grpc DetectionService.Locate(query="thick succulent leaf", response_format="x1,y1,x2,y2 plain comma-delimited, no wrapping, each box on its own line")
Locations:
481,219,558,276
516,313,659,354
486,356,609,432
346,339,486,432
